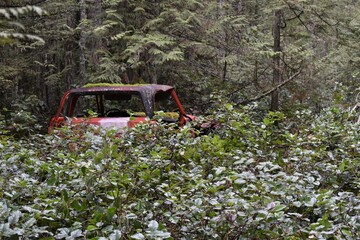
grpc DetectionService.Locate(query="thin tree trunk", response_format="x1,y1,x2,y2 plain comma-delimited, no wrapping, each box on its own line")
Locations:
222,32,228,83
271,9,282,111
88,0,103,68
253,59,259,89
79,0,87,86
218,0,228,83
252,0,260,91
222,57,227,82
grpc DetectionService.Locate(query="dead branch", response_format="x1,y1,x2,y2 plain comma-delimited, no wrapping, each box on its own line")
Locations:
283,0,311,33
238,70,302,105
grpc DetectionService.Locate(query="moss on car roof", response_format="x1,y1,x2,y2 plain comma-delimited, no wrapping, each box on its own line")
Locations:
82,83,150,88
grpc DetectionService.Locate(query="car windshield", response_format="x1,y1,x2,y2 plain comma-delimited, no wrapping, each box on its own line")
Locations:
66,92,145,117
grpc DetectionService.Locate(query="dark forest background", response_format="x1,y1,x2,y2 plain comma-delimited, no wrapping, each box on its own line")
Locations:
1,0,359,127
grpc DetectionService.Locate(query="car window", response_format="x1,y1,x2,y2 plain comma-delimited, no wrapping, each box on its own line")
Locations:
103,93,144,116
154,91,180,120
70,95,99,117
70,93,145,117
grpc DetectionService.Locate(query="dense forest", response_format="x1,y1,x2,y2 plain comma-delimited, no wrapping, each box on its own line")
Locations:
0,0,359,239
1,0,359,117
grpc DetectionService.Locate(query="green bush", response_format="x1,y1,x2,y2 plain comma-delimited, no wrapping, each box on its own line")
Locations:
0,95,47,138
0,106,359,239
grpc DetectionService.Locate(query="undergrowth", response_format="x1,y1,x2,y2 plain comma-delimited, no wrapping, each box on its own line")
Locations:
0,106,359,239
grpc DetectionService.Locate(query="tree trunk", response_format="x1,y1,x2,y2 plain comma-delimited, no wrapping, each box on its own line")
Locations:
222,31,228,82
79,0,87,86
271,9,282,111
88,0,103,69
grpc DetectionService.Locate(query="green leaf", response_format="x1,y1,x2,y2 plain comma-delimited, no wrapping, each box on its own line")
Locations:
87,225,98,231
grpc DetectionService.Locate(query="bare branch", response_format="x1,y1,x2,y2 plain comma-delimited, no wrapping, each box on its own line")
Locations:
283,0,311,33
312,10,338,27
237,70,302,105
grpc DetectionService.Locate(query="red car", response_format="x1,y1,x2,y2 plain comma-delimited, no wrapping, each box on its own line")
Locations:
49,84,195,133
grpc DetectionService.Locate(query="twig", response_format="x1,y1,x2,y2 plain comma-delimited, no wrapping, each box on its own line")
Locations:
313,9,339,28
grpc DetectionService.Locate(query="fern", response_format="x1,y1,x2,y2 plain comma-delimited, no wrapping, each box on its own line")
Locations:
219,54,238,65
145,33,176,47
160,49,184,63
89,52,124,83
0,32,44,44
111,30,132,41
94,10,124,35
0,6,45,19
142,18,165,31
0,5,46,45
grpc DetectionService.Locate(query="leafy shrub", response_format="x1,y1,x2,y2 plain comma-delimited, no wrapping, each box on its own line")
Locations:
1,95,47,138
0,106,359,239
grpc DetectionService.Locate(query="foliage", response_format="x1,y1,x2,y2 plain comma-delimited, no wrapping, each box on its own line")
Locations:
0,5,45,45
0,106,359,239
0,95,47,138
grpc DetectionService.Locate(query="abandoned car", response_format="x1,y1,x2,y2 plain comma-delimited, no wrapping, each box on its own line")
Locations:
49,84,195,133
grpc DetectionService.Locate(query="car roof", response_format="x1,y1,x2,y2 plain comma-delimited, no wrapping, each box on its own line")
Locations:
68,84,174,94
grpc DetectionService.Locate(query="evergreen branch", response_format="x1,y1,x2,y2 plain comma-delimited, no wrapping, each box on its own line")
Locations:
0,5,46,19
238,70,302,105
0,32,44,43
